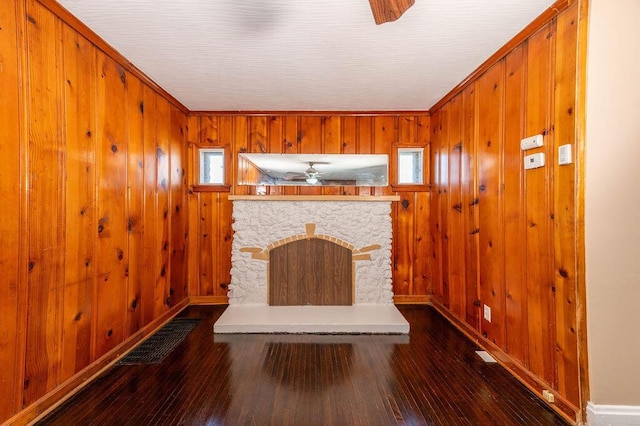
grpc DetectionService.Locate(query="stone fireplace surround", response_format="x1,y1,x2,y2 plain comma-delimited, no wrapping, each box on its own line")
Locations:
213,195,409,334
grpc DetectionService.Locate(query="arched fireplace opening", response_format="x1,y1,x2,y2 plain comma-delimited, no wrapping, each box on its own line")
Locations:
269,238,352,306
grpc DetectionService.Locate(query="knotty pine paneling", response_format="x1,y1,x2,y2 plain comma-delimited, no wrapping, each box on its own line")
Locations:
503,45,529,367
428,2,583,417
187,113,431,301
447,94,465,320
24,1,65,404
61,22,96,381
477,60,506,348
125,73,144,336
552,4,580,405
1,1,189,422
429,110,443,303
524,24,555,387
94,50,129,359
0,0,25,418
461,83,480,330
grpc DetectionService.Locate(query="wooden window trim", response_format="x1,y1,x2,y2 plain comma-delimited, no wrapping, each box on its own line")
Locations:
391,143,430,192
190,184,231,193
190,143,230,189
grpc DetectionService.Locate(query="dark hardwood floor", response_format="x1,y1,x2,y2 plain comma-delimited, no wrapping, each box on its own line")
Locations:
38,305,570,426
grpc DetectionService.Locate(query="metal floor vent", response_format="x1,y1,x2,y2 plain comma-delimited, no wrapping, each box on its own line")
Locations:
475,350,497,363
117,318,200,365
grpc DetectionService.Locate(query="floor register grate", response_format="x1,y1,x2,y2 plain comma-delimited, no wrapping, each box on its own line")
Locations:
117,318,200,365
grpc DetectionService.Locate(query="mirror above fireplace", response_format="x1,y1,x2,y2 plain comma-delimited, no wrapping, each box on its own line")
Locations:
238,154,388,187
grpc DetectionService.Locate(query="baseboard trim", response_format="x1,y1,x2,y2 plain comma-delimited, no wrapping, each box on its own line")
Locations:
189,295,229,305
7,299,189,426
587,402,640,425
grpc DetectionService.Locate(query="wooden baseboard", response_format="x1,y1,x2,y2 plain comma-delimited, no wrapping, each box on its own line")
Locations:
7,299,189,426
189,295,229,305
393,294,431,304
427,298,579,425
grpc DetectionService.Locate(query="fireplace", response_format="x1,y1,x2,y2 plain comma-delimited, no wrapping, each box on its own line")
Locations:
214,195,409,334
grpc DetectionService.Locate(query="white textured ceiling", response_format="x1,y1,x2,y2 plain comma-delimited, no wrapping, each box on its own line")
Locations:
57,0,555,111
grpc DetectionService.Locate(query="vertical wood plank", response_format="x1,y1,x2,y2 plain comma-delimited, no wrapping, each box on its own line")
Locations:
447,94,466,319
394,193,414,295
298,116,323,196
322,115,342,195
249,116,268,153
413,191,431,296
199,115,218,145
170,106,187,305
0,0,25,415
232,116,248,195
356,117,373,196
398,115,416,145
438,105,450,308
24,2,65,403
198,192,215,296
416,114,431,185
461,84,480,330
282,116,300,195
61,24,95,380
217,116,235,295
503,46,529,366
217,192,233,297
373,116,396,196
525,24,555,386
141,87,157,327
476,61,506,347
94,50,129,358
125,73,144,337
429,110,443,302
267,116,284,195
414,114,432,297
247,116,267,195
186,116,201,296
154,97,171,317
341,117,357,195
553,3,580,405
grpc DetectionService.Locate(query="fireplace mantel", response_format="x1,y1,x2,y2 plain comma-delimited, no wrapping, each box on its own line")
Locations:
228,195,400,202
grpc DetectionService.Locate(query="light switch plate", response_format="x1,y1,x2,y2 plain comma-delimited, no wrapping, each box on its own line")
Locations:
521,134,544,150
483,304,491,322
558,144,572,165
524,152,545,170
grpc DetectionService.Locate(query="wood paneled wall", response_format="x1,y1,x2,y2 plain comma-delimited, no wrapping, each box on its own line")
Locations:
429,2,584,421
0,0,188,422
186,114,432,302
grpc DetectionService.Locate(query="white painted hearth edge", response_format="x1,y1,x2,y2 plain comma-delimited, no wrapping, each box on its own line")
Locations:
229,197,398,306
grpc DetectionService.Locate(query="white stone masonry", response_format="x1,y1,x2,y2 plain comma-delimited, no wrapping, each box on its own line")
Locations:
230,200,394,305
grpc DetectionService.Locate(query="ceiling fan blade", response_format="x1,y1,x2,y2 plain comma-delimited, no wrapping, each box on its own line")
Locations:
284,172,307,180
368,0,415,25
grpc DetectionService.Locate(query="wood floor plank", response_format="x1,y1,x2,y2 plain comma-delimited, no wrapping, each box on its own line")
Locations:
38,305,569,426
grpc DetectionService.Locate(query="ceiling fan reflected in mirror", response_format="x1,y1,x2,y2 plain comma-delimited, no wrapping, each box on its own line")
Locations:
368,0,415,25
284,162,325,185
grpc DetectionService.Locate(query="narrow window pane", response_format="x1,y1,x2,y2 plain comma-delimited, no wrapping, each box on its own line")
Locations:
398,148,423,184
199,149,224,184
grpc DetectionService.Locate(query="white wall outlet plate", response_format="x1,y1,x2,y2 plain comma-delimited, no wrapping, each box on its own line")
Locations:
483,304,491,322
542,390,555,403
524,152,545,170
520,134,544,150
558,144,572,165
